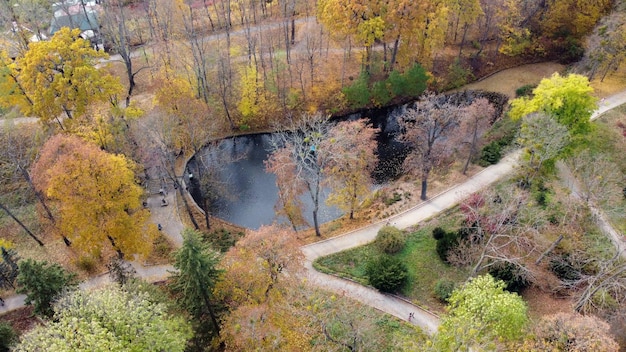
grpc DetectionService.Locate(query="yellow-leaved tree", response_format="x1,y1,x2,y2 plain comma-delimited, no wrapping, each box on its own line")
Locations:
2,28,122,130
31,134,156,258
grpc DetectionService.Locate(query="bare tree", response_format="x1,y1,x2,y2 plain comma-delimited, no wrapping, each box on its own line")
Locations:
398,92,462,200
566,150,623,206
517,112,569,187
457,98,495,175
268,113,332,236
451,188,541,280
100,0,150,106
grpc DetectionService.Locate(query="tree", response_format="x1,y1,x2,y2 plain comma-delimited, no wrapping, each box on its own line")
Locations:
398,92,462,200
457,98,495,174
268,113,333,236
509,73,597,136
323,119,379,220
566,150,622,205
100,0,150,106
517,112,569,186
216,225,302,309
170,228,223,338
31,134,156,258
431,274,528,351
0,244,19,290
577,11,626,82
16,259,78,317
265,147,308,232
453,188,540,278
0,122,56,230
515,312,619,351
15,285,193,352
2,28,122,130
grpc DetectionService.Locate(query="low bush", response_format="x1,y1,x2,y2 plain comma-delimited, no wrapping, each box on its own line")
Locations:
366,254,408,293
515,84,536,97
433,279,455,302
375,226,405,254
434,228,461,263
0,322,16,352
488,262,529,293
479,141,502,166
549,254,582,281
75,256,97,274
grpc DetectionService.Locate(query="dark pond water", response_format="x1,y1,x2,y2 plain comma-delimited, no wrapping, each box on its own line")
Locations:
187,134,344,230
186,105,409,230
187,90,506,230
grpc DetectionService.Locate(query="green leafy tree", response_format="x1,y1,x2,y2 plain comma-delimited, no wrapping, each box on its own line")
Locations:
431,274,528,351
16,259,78,317
509,73,597,136
170,228,223,338
15,285,192,352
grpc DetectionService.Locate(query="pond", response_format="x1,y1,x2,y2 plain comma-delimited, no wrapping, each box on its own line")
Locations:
186,90,507,230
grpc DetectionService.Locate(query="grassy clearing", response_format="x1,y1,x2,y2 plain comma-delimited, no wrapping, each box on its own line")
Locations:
315,209,469,313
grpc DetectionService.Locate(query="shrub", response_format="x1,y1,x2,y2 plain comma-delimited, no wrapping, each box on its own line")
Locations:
342,72,371,109
387,70,407,97
445,58,474,90
488,262,529,293
402,63,428,97
371,80,392,107
479,141,502,166
75,256,97,274
0,322,17,352
515,84,536,97
203,229,244,253
434,279,455,302
375,226,405,254
435,228,462,263
432,227,447,240
549,255,581,282
365,254,408,293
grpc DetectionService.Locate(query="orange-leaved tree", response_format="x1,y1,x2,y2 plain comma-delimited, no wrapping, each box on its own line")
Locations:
323,119,379,220
31,134,155,258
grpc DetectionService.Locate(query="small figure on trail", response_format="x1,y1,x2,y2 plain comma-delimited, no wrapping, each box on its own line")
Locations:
408,312,414,321
158,224,162,231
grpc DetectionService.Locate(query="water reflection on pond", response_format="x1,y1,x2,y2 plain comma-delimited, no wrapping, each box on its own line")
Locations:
187,134,342,230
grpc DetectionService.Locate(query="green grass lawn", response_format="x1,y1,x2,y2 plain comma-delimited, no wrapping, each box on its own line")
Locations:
315,210,469,313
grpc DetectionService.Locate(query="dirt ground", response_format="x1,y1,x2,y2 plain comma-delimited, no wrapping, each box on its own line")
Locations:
459,62,566,98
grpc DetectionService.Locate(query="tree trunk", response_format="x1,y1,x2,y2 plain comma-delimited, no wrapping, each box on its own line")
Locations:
0,202,44,246
18,165,55,223
535,234,564,265
389,36,400,72
458,24,469,58
203,198,211,230
420,178,428,200
313,208,321,236
201,286,221,336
